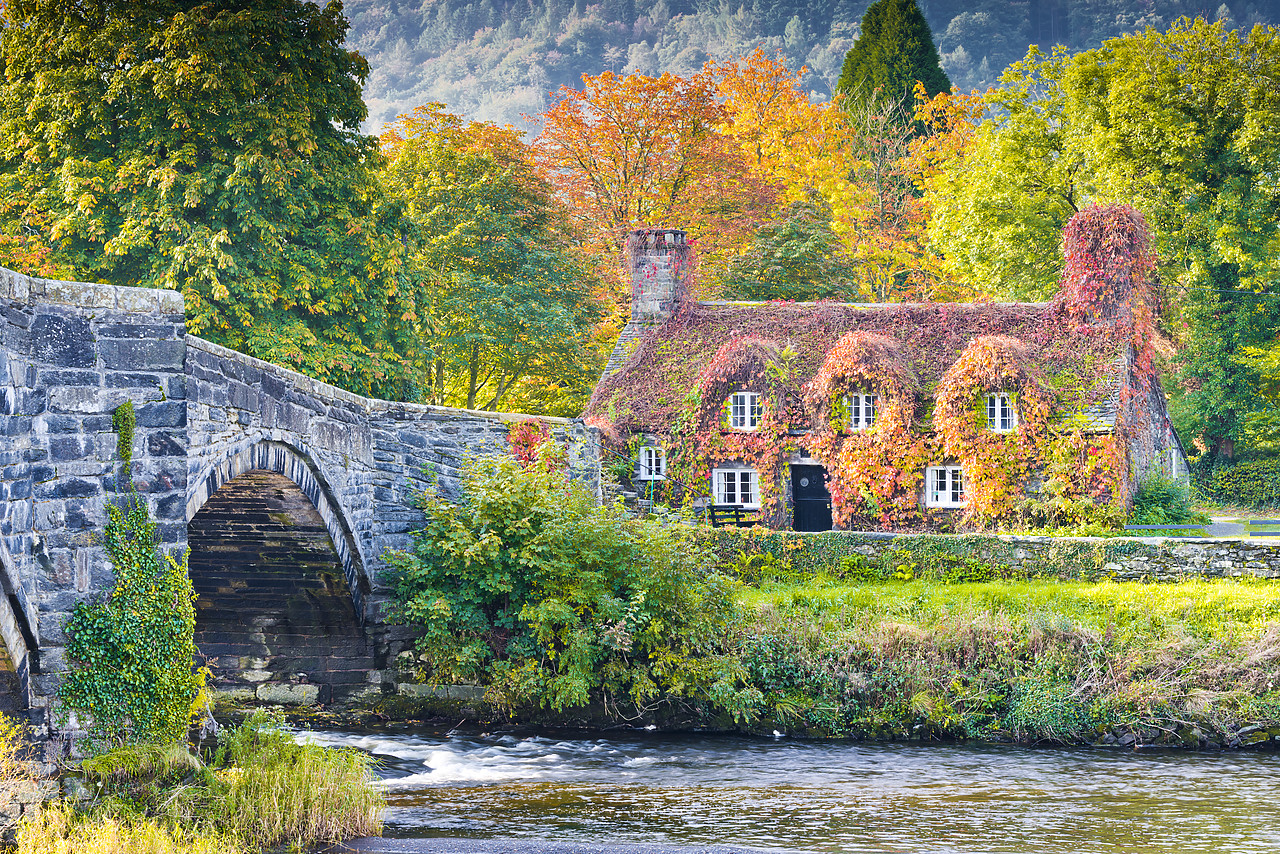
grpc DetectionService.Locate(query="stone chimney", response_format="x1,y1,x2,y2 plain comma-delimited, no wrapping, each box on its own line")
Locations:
627,228,691,323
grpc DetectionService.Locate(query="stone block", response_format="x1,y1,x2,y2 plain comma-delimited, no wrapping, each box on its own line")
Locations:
115,288,159,314
99,339,184,371
157,290,184,314
134,401,184,428
97,322,176,340
255,683,320,706
31,314,94,368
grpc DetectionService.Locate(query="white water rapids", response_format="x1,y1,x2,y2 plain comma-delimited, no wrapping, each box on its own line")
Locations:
302,726,1280,853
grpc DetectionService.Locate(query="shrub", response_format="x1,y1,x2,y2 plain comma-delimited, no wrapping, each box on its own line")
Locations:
1129,473,1209,525
59,494,203,744
1207,457,1280,508
387,455,754,718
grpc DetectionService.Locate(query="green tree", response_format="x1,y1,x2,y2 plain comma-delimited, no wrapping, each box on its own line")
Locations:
718,201,863,301
926,20,1280,460
836,0,951,108
0,0,426,398
379,105,603,415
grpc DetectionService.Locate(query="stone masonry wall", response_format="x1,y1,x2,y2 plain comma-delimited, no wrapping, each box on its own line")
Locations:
0,268,186,737
702,528,1280,582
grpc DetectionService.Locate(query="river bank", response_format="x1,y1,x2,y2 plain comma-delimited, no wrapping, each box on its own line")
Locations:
244,574,1280,752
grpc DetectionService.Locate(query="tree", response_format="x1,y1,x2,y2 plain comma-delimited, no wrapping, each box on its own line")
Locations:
924,20,1280,460
532,70,778,297
0,0,425,398
836,0,951,109
380,105,603,414
718,201,862,301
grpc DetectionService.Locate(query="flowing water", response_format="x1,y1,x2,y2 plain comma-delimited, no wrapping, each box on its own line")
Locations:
305,725,1280,853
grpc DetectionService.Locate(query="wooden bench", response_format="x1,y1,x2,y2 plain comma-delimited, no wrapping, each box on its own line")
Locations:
707,504,762,528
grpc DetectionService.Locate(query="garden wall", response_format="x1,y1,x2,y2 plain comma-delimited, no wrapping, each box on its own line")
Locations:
697,528,1280,582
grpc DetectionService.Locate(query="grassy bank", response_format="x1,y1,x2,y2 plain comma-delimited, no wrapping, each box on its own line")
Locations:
730,575,1280,747
11,712,382,854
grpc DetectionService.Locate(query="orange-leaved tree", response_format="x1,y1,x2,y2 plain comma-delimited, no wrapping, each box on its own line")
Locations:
532,70,777,303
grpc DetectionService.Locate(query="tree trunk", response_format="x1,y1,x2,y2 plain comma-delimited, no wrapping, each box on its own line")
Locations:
465,343,480,410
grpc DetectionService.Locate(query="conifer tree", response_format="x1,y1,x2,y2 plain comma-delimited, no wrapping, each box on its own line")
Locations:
836,0,951,108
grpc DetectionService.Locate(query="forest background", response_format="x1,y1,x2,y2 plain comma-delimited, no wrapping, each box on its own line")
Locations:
5,0,1280,475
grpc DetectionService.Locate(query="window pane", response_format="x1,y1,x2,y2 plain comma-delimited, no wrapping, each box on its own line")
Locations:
749,394,762,427
867,395,876,425
1000,396,1013,431
987,395,996,429
741,471,755,505
850,394,860,427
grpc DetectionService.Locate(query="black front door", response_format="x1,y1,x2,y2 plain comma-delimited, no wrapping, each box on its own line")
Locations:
791,464,832,531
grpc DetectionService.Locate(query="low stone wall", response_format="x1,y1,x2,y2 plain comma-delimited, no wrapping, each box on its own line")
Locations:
697,528,1280,582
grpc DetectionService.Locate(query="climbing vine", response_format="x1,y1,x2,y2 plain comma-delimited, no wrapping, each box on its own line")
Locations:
61,401,202,744
665,336,803,526
112,401,135,483
60,495,203,745
804,332,933,528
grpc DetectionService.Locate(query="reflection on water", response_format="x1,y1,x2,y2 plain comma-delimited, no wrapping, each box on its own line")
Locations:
301,726,1280,853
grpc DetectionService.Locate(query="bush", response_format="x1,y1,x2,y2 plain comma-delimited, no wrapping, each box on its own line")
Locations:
387,455,754,719
1207,457,1280,508
59,494,203,744
1129,473,1209,525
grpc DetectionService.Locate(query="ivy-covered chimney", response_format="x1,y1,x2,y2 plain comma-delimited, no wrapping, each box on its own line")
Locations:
627,228,691,323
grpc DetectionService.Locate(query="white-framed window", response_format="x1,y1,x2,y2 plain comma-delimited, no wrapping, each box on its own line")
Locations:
986,393,1017,432
636,445,666,480
925,466,966,508
713,467,760,508
847,393,878,431
728,392,763,430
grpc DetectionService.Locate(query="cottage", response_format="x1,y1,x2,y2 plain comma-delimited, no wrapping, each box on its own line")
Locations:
585,222,1188,532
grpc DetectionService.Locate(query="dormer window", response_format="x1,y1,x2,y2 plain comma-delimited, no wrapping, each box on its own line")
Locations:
847,393,878,431
986,394,1017,432
637,446,666,480
728,392,763,430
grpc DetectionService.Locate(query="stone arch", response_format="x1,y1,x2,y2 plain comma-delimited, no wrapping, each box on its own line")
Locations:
186,440,369,617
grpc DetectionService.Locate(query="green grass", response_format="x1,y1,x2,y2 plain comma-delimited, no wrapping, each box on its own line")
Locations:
729,576,1280,745
20,712,382,854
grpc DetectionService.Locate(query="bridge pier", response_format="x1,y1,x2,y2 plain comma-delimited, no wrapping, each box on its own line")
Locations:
0,267,600,743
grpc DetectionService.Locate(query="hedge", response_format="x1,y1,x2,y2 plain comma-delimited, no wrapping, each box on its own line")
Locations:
1206,458,1280,508
690,527,1163,583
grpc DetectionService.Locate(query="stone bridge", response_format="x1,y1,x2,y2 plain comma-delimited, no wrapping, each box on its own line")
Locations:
0,268,599,736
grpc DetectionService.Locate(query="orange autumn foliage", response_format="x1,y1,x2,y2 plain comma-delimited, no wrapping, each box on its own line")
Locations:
532,70,778,296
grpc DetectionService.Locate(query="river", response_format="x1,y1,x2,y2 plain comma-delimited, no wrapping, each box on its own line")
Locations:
306,725,1280,854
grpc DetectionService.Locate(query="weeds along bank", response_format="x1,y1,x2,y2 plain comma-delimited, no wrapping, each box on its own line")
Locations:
385,453,1280,749
2,712,381,853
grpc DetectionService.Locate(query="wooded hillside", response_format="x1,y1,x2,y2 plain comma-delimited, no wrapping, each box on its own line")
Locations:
344,0,1280,129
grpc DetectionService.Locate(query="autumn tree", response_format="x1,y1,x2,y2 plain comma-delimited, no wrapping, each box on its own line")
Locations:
532,70,777,299
925,19,1280,459
0,0,425,397
718,200,862,301
380,105,603,415
836,0,951,110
